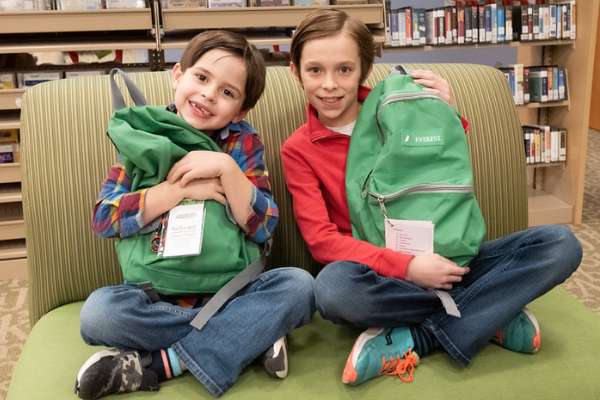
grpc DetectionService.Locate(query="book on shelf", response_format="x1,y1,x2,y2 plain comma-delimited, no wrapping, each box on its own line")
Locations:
497,5,505,42
426,9,438,45
438,8,447,44
559,128,567,162
463,4,472,43
391,9,399,46
523,66,530,104
499,63,524,105
458,5,465,44
417,8,427,46
505,4,513,41
384,0,392,46
529,66,548,103
469,1,478,43
404,7,413,46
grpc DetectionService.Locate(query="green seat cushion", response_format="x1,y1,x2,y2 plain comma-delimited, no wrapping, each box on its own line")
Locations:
8,287,600,399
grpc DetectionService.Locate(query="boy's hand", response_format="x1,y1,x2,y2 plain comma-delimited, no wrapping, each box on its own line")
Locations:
179,177,226,205
167,151,234,187
405,253,469,290
411,70,457,108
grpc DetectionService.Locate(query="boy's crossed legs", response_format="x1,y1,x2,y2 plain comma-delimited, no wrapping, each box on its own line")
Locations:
76,267,316,398
315,225,581,385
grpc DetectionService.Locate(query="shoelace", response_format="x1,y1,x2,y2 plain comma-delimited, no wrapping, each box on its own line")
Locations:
381,349,419,383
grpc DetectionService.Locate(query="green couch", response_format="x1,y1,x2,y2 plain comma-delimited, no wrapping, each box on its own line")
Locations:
8,64,600,399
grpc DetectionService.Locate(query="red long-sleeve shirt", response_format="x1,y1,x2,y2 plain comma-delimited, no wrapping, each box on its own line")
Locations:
281,86,469,280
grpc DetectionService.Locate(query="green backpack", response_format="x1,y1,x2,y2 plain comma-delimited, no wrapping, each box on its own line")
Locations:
346,66,485,267
107,69,264,329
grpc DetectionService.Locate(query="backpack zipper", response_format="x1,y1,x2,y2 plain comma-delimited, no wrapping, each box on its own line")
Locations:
378,92,443,113
369,183,474,220
376,92,456,145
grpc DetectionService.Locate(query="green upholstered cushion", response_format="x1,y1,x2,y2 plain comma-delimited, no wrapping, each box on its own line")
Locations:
8,287,600,399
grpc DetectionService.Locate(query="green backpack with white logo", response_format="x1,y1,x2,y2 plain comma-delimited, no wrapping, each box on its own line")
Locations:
346,66,485,267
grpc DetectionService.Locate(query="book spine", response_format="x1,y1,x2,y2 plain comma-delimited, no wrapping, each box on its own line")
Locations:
551,127,560,162
497,5,505,43
418,9,426,45
523,66,530,104
399,10,406,46
426,9,437,45
405,7,413,46
471,5,478,43
479,4,486,43
559,128,567,161
558,68,566,100
485,5,492,43
569,1,576,40
550,4,557,39
452,6,458,44
535,128,541,163
532,4,539,40
384,0,392,46
438,8,446,45
527,4,534,40
505,5,513,42
458,7,465,44
547,66,554,101
445,7,453,44
412,9,420,46
391,9,399,47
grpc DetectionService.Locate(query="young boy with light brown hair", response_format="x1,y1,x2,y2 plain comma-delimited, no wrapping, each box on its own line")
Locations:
282,8,581,387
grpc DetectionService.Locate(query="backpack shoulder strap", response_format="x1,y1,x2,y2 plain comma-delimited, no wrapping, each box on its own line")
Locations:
109,68,147,111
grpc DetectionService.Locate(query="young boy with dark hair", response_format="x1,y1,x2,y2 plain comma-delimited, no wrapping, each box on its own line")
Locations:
75,30,316,399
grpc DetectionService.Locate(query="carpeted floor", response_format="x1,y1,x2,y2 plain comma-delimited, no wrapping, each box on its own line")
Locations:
1,130,599,400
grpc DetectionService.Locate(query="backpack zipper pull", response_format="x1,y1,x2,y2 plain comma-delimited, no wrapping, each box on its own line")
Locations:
378,197,393,227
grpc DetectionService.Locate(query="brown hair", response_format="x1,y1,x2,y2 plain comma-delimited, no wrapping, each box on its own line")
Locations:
290,9,377,84
179,30,266,111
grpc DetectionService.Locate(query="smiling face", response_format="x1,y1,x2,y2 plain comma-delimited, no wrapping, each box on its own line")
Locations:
172,49,248,136
291,32,365,128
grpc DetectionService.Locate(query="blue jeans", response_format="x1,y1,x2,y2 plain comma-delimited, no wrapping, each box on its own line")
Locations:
80,267,316,397
314,225,581,367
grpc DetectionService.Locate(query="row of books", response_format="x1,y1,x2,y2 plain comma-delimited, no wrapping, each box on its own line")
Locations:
384,1,577,48
498,64,566,105
523,125,566,165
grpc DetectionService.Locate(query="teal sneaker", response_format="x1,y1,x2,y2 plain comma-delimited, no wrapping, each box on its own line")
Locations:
342,327,420,386
493,308,541,354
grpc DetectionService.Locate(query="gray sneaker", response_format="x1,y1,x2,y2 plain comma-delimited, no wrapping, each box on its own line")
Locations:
261,336,288,379
74,349,159,399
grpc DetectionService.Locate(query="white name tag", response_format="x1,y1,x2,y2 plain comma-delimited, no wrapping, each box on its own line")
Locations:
384,219,434,256
162,201,206,258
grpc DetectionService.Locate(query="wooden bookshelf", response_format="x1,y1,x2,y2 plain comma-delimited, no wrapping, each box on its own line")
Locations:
387,1,597,227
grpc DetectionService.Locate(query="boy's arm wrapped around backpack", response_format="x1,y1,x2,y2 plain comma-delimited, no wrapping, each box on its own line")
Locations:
92,161,148,239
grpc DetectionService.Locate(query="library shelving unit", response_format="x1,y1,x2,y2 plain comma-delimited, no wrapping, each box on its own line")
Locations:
515,1,597,226
0,7,156,280
0,1,385,280
382,1,598,227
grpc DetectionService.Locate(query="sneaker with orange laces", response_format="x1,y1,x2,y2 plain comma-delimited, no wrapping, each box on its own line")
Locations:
342,327,420,386
493,308,541,354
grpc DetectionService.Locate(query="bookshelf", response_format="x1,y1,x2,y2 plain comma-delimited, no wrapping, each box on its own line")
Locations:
383,0,597,227
516,0,597,226
0,1,385,280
